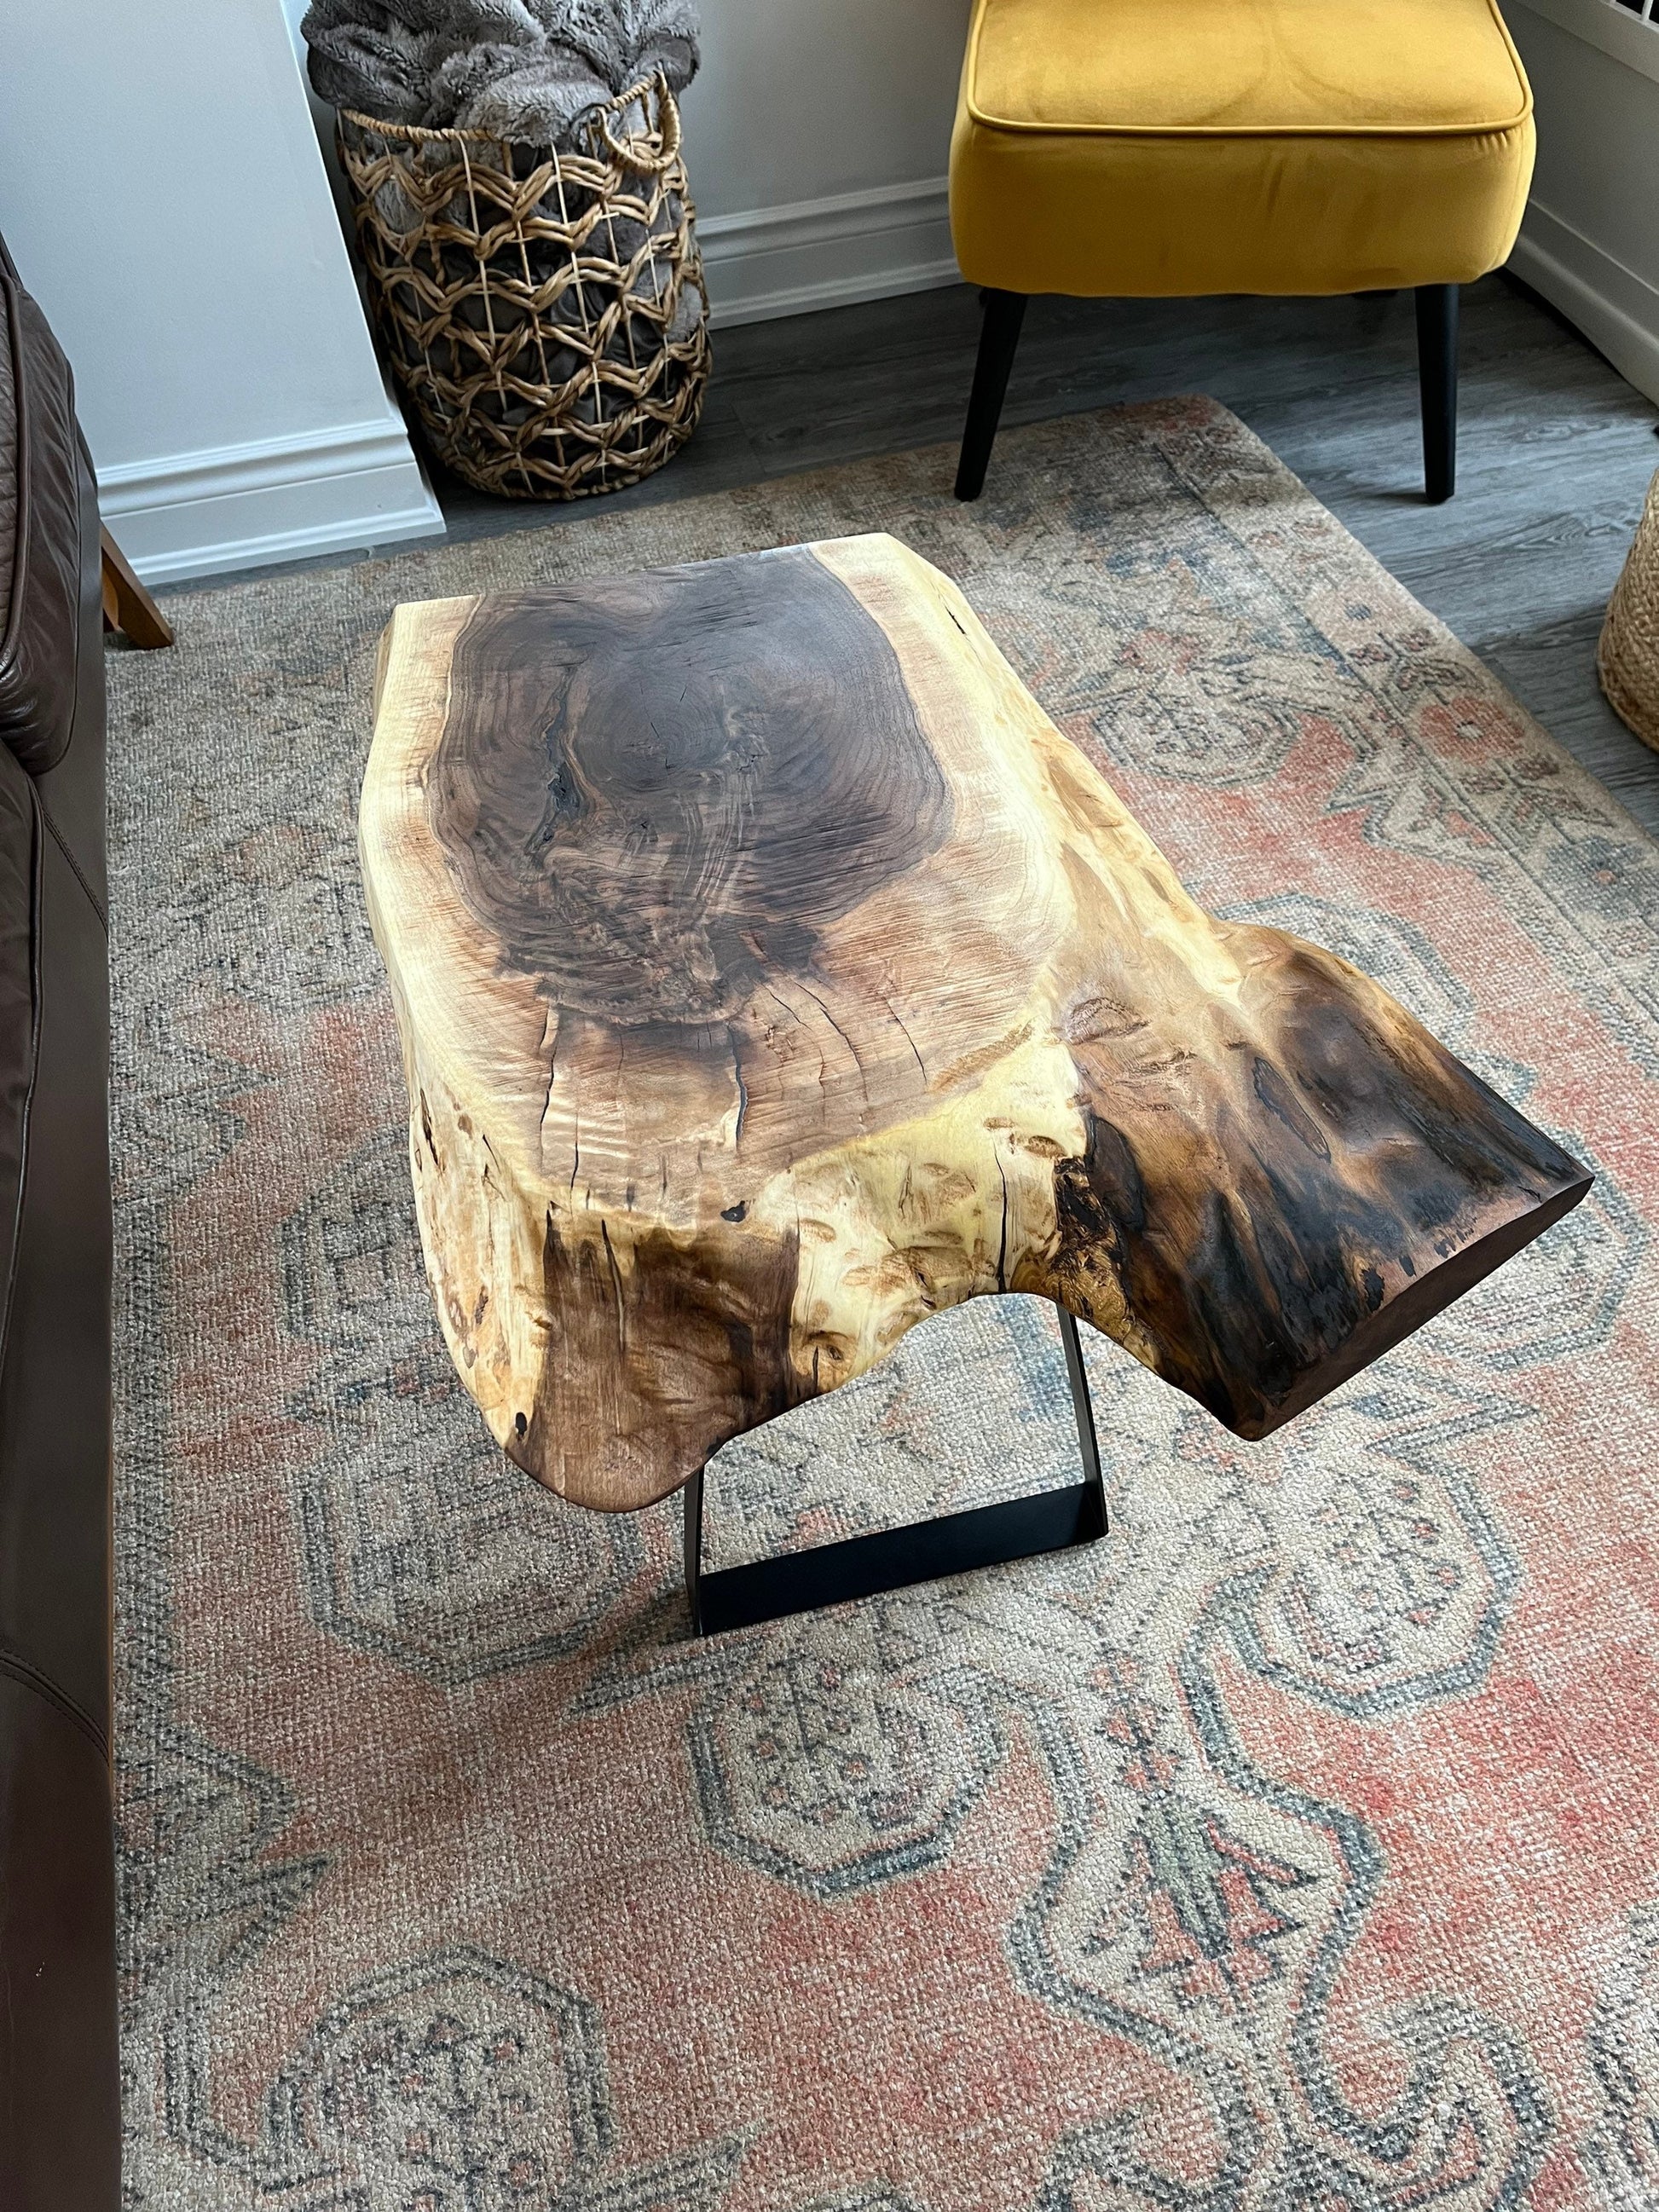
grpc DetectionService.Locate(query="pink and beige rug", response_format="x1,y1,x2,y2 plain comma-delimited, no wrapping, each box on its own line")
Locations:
108,399,1659,2210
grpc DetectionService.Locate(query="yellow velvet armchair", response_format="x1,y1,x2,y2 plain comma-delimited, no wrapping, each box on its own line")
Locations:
949,0,1536,501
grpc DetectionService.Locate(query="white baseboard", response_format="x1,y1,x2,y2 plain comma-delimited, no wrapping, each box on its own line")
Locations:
698,175,959,328
98,177,961,582
1507,0,1659,89
1510,201,1659,410
98,414,446,586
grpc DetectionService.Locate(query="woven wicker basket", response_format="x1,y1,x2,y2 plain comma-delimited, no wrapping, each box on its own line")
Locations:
338,77,708,500
1598,465,1659,755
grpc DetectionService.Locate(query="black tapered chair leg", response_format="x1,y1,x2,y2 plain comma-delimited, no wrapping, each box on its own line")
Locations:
955,289,1028,501
1415,283,1459,505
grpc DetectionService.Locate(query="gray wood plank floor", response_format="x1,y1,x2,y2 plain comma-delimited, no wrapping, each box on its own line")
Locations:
186,272,1659,834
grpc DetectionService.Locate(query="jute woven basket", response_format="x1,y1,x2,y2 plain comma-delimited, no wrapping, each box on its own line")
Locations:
338,77,708,500
1598,465,1659,755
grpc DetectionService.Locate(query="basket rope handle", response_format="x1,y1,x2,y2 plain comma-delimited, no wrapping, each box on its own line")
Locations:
593,72,680,174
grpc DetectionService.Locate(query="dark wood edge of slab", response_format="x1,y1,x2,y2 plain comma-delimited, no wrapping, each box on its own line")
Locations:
1239,1167,1595,1439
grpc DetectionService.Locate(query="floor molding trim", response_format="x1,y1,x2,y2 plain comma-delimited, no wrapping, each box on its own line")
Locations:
698,175,960,328
1511,203,1659,410
98,415,445,586
1508,0,1659,90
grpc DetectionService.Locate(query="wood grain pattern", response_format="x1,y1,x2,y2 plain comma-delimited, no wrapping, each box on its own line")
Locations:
361,532,1592,1509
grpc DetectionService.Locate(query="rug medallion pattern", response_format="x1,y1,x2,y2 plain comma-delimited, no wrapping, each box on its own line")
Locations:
108,401,1659,2209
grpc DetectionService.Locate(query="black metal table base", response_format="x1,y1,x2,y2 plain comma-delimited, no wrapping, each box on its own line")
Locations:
684,1304,1107,1636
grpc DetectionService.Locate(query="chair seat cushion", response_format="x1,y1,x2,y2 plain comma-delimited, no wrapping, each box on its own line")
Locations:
951,0,1535,296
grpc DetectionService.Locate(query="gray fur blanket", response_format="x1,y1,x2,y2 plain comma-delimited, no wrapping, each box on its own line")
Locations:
303,0,700,147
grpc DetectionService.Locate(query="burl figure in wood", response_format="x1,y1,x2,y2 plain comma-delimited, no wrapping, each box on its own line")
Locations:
361,533,1590,1530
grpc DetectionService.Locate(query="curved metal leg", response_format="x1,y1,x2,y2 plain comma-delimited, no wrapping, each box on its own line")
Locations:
1056,1303,1107,1540
683,1461,705,1637
684,1302,1107,1637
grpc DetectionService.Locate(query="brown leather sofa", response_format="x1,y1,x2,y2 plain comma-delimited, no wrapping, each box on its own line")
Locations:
0,236,118,2208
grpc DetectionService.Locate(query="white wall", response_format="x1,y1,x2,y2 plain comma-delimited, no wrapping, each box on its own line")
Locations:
0,0,441,582
1506,0,1659,407
679,0,969,322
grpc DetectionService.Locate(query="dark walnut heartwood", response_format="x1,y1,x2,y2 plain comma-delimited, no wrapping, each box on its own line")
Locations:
361,533,1591,1517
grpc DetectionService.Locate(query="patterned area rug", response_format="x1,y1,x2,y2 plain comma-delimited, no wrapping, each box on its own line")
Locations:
109,400,1659,2211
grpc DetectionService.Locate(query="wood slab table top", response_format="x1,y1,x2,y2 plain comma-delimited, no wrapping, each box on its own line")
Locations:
360,532,1590,1511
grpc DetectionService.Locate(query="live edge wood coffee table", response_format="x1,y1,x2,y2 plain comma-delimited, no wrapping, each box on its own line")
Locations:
361,533,1590,1636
